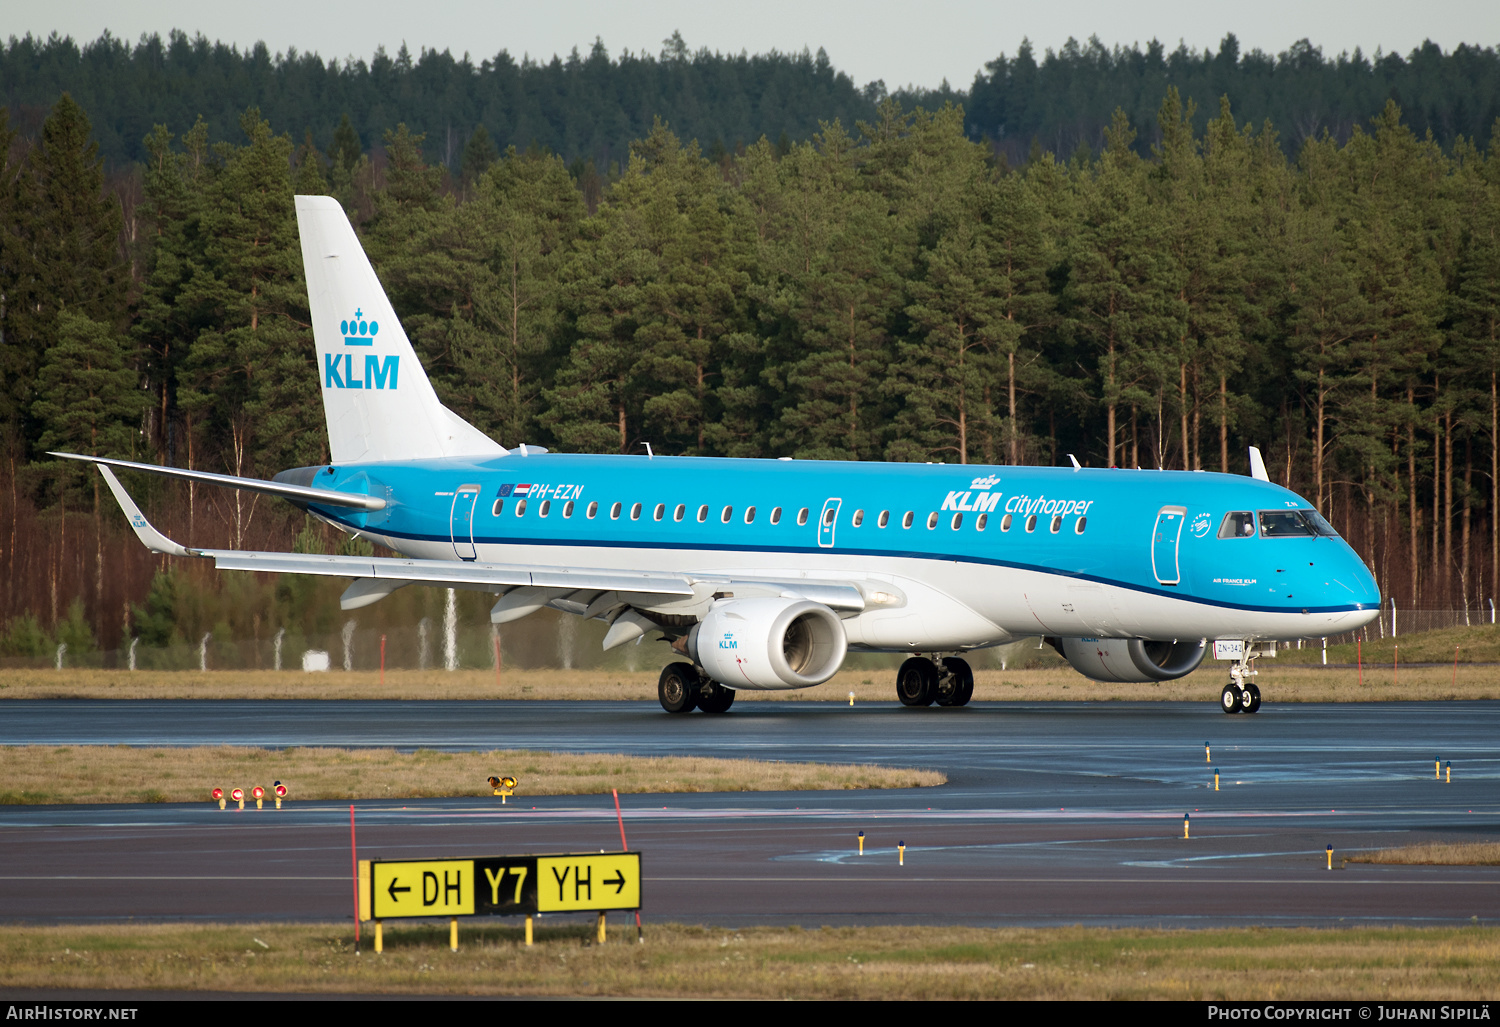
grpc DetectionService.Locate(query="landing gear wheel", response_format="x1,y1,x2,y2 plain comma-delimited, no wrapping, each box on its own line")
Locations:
897,658,937,706
697,682,735,714
938,657,975,707
1221,684,1243,714
658,662,701,714
1244,683,1261,714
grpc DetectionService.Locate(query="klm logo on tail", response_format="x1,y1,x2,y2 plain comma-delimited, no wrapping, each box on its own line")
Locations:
325,307,399,390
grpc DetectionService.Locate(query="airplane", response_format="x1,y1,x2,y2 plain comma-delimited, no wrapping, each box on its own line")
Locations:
57,195,1383,717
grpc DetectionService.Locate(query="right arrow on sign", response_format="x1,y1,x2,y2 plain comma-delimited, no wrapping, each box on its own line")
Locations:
605,869,627,894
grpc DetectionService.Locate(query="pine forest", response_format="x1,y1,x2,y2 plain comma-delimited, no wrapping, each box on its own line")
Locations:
0,29,1498,665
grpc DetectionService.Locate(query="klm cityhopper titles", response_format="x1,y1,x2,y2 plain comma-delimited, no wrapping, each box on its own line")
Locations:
59,196,1381,717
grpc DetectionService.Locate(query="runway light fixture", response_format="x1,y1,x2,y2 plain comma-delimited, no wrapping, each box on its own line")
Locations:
488,775,517,803
274,781,287,809
212,787,224,811
1326,844,1334,870
898,840,906,866
857,830,864,856
252,785,265,810
1183,813,1190,839
231,787,244,810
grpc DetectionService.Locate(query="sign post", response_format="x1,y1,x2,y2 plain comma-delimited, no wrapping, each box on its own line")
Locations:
359,851,641,950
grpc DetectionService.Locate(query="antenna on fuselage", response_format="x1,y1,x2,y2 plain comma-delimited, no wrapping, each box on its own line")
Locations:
645,443,654,459
1068,454,1081,471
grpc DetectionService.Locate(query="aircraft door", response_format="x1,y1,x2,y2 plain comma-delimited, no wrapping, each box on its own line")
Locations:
1151,506,1186,585
818,498,842,548
450,484,481,561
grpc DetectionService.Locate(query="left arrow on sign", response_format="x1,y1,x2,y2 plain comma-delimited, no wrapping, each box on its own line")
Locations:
605,869,627,894
388,878,411,902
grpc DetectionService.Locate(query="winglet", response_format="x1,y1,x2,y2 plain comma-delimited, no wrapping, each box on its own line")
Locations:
1247,446,1270,482
95,464,198,557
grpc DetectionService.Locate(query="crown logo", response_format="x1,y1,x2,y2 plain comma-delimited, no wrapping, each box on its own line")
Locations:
970,474,1001,489
340,308,378,346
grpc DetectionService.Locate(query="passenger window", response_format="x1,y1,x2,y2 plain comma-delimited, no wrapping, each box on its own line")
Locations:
539,500,551,517
976,513,987,531
926,512,939,529
1075,517,1087,534
823,507,836,526
1050,515,1061,533
697,504,708,522
1001,513,1012,532
1025,514,1037,532
515,499,528,517
563,500,574,518
492,499,504,517
629,502,641,520
610,502,622,519
722,505,733,523
1219,511,1255,538
653,503,665,521
902,511,914,529
950,512,963,530
852,509,864,527
771,507,782,525
674,504,686,522
744,506,756,524
878,510,889,528
797,508,809,526
586,501,598,519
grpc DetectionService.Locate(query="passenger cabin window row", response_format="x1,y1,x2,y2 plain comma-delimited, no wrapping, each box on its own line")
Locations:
487,495,1088,536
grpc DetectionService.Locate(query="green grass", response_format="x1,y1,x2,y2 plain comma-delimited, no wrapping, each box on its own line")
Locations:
2,922,1498,998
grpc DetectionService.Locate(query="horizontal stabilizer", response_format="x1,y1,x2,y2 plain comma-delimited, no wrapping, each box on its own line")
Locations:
50,452,386,511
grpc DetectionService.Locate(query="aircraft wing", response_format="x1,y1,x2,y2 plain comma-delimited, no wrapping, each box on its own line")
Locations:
93,461,695,595
91,460,868,628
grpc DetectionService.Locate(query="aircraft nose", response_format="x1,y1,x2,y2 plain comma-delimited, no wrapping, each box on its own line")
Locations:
1331,546,1382,610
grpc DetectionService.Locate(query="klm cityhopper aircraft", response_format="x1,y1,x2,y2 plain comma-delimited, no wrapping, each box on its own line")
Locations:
60,196,1381,716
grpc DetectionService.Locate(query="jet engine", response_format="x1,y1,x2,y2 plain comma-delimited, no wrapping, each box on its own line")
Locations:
687,597,847,689
1048,636,1207,683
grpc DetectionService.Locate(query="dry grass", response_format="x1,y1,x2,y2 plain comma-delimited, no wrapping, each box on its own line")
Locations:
0,744,943,805
4,661,1500,702
1278,623,1500,665
1,921,1498,998
1348,843,1500,866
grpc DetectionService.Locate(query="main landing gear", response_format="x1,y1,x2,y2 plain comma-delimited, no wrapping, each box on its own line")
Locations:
897,656,974,707
658,662,735,714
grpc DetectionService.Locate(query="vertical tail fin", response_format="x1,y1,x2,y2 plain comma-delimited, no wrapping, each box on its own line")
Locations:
295,195,503,464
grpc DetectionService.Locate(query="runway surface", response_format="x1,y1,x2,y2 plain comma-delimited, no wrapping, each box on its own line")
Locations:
3,699,1499,928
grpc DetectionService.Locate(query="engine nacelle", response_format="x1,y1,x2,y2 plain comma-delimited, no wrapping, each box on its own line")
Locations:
1050,636,1207,683
688,598,847,689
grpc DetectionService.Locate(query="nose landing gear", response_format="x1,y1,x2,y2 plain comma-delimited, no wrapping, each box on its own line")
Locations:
1220,646,1264,714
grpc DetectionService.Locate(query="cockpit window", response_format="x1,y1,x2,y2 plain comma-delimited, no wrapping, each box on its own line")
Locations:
1259,509,1339,538
1218,512,1255,538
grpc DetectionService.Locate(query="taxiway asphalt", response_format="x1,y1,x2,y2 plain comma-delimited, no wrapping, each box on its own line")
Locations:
2,699,1497,928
